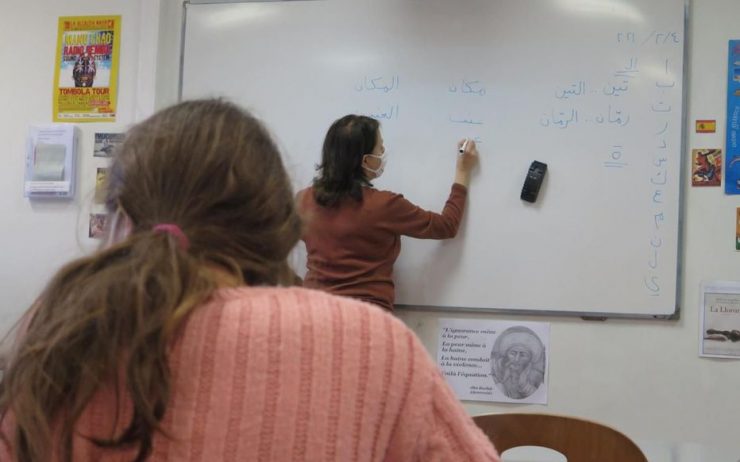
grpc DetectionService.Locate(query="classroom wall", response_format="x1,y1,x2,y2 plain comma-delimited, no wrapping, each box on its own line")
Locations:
0,0,159,331
2,0,740,451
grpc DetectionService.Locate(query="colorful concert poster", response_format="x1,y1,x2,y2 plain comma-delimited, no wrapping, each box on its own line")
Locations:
53,15,121,122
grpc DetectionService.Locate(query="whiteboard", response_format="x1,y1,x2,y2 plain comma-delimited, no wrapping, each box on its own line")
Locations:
182,0,686,317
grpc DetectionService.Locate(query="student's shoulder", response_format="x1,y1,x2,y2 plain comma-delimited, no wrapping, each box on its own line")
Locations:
212,286,394,318
210,287,416,344
205,287,439,387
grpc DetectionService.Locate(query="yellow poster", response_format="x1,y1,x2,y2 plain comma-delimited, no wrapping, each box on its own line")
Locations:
53,15,121,122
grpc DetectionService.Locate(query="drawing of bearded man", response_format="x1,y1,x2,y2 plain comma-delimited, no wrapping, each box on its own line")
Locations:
491,327,545,399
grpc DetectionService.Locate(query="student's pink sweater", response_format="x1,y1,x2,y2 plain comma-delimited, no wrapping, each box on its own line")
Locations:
1,287,499,461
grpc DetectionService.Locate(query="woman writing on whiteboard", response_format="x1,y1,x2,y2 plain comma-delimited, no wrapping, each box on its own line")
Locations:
298,115,478,311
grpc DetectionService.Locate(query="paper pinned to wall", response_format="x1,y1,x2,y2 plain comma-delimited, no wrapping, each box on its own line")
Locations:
700,281,740,358
724,40,740,194
24,124,77,198
32,144,66,181
438,318,550,404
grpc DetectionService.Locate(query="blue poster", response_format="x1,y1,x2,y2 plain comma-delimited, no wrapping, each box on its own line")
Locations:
725,40,740,194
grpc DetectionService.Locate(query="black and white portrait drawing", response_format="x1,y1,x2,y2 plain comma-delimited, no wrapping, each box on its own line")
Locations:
490,326,546,400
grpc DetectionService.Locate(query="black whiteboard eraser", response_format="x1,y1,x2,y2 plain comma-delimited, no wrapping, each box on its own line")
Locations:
521,160,547,203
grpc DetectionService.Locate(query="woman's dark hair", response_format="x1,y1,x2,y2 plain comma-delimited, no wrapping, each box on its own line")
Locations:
0,99,301,462
312,115,379,207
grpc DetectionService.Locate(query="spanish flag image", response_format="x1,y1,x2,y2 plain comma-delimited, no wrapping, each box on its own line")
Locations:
696,120,716,133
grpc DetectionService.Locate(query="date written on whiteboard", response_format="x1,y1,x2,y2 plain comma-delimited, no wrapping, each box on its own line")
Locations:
617,31,681,45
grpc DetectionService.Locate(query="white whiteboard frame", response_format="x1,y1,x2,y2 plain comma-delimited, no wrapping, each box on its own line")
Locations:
177,0,690,320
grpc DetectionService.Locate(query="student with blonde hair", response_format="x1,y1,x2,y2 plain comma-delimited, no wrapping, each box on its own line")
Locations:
0,100,498,462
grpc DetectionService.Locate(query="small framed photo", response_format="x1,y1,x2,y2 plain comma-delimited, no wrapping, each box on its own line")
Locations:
89,213,108,239
93,132,125,158
691,148,722,187
94,167,109,204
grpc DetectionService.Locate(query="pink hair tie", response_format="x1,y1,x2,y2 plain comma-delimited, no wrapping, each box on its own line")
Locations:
152,223,190,250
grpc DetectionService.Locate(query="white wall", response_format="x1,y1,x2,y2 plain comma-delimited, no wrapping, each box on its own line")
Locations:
2,0,740,452
0,0,158,332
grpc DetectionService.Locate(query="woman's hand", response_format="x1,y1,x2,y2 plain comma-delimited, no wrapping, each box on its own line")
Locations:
455,139,479,187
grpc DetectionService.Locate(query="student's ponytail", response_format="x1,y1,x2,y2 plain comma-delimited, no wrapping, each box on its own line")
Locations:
2,229,214,462
0,99,302,462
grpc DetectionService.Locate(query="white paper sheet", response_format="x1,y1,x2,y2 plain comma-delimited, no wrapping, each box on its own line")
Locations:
32,143,66,180
438,318,550,404
24,124,76,197
700,281,740,358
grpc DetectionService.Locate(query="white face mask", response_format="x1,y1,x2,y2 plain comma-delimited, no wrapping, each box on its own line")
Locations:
364,152,387,178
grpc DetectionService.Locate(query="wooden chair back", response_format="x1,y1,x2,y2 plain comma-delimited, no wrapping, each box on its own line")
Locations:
472,413,647,462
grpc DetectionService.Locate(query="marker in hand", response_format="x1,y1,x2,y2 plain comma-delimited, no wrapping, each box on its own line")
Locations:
458,138,469,155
